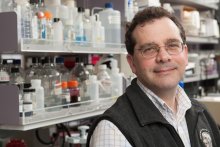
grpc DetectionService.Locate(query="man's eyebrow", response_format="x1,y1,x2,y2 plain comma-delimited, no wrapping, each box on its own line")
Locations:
165,39,181,44
138,42,157,49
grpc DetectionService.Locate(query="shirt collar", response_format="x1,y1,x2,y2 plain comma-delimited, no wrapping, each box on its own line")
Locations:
136,79,192,121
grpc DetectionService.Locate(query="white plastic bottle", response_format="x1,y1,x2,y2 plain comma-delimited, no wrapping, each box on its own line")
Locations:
86,75,99,101
91,14,105,48
98,2,121,45
110,60,123,97
52,18,63,45
97,64,112,98
31,79,45,111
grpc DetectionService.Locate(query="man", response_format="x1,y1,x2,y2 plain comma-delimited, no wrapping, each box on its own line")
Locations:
86,7,220,147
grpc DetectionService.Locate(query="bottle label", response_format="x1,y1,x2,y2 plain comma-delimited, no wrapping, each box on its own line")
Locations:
0,71,9,82
54,82,62,95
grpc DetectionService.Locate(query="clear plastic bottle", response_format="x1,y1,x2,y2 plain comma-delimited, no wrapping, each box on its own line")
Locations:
84,8,92,44
25,57,41,82
110,60,123,97
75,7,86,44
41,57,62,109
17,0,33,39
85,75,99,101
97,64,112,98
44,10,54,41
91,14,105,48
98,2,121,45
63,0,78,43
63,19,75,42
0,60,10,84
55,57,69,83
10,61,24,85
31,79,45,111
61,81,70,107
85,64,95,75
71,62,89,82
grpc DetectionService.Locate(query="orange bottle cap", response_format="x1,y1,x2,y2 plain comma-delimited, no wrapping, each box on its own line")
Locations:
68,80,78,88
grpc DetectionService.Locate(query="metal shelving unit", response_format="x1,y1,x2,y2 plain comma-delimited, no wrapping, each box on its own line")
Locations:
184,73,219,83
186,36,219,44
20,39,127,54
161,0,219,10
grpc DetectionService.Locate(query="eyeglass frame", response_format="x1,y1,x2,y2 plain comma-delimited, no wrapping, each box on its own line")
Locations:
136,41,185,59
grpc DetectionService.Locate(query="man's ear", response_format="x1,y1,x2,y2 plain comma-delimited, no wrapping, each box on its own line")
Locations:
127,54,136,74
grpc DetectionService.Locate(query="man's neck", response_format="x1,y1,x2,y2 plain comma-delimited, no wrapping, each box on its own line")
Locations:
155,88,178,113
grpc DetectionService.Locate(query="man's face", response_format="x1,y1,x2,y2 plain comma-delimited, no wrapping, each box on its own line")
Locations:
127,17,188,93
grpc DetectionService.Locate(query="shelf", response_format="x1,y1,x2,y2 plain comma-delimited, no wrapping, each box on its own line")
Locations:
0,97,117,131
161,0,219,10
186,36,219,44
184,73,219,83
20,39,127,54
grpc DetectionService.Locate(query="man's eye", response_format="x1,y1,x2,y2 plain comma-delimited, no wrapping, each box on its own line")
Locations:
167,43,180,48
143,47,157,53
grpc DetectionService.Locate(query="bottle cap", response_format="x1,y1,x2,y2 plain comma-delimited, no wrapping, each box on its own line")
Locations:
68,80,78,87
62,82,68,89
31,79,41,87
105,2,113,8
44,10,53,20
55,57,64,63
54,18,60,22
24,83,31,89
98,64,107,70
37,11,45,19
78,7,85,12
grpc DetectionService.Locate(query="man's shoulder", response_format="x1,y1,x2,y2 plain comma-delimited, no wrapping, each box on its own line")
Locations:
189,98,207,111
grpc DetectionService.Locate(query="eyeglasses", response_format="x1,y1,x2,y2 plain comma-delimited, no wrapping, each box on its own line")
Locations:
137,41,185,59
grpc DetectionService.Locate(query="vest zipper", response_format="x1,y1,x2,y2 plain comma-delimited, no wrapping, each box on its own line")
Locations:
164,124,185,147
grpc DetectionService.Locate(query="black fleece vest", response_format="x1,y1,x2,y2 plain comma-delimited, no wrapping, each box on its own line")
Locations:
87,78,220,147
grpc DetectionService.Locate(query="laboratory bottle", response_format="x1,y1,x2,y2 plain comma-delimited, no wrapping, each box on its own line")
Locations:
75,7,86,44
71,62,89,82
31,79,45,111
23,88,35,116
52,18,64,44
15,0,33,39
70,62,89,100
97,64,112,98
0,60,10,84
61,81,70,107
84,8,92,44
63,18,75,42
98,2,121,45
85,64,95,75
85,75,99,101
10,66,24,85
44,0,61,18
37,11,46,39
44,10,54,41
91,14,105,48
68,80,81,105
126,0,135,22
25,57,41,82
30,0,39,40
110,60,123,97
63,0,78,43
55,57,69,83
41,57,62,109
2,59,13,75
12,59,24,76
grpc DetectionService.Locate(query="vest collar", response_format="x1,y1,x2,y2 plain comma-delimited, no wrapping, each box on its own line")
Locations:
126,78,169,126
